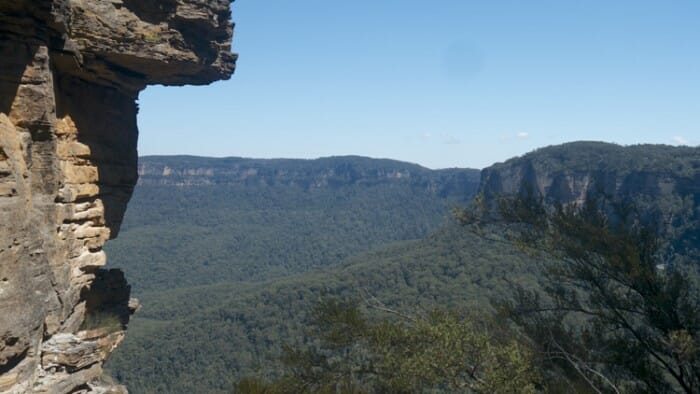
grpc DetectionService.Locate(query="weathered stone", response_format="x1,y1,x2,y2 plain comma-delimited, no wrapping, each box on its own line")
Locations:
42,333,101,370
0,0,236,392
478,142,700,260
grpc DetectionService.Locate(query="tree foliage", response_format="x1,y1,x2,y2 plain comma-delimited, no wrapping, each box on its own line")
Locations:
233,298,539,394
492,196,700,393
107,156,479,292
105,147,699,393
107,225,536,393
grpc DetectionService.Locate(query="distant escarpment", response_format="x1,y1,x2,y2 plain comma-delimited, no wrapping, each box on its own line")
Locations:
104,156,481,291
0,1,235,393
137,155,481,199
479,142,700,260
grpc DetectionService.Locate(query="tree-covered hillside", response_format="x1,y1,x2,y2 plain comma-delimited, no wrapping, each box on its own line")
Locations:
105,155,480,291
105,144,699,393
478,142,700,263
107,223,537,393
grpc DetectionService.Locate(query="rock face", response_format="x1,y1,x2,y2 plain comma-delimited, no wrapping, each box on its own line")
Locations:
479,142,700,260
136,155,481,199
0,1,235,392
479,142,700,211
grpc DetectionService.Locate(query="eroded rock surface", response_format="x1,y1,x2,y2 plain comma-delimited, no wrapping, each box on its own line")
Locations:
478,142,700,259
0,1,235,392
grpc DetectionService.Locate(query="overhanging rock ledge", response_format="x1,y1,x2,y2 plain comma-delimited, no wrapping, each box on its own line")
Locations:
0,1,236,392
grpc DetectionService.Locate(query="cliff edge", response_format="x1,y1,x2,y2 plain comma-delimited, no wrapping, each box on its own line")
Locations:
478,142,700,261
0,1,235,392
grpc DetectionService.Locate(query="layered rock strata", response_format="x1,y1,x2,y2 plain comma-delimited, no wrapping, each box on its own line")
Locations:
478,142,700,260
0,1,235,392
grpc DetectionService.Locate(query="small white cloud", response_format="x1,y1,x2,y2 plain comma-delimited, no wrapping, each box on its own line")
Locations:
421,132,433,138
672,136,689,145
500,132,529,142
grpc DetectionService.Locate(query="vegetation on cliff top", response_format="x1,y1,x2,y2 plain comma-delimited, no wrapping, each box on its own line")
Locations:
106,144,699,393
107,156,480,292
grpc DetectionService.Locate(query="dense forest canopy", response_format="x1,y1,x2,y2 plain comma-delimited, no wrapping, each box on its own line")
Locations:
107,155,480,291
105,143,699,393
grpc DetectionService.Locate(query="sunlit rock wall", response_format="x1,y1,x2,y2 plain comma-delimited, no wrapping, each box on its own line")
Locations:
0,1,235,392
478,142,700,260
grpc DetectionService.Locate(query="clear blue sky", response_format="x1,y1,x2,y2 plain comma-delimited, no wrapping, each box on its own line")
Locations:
137,0,699,169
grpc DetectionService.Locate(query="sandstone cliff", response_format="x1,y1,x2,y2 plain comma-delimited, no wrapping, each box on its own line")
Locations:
136,155,481,200
478,142,700,260
0,1,235,392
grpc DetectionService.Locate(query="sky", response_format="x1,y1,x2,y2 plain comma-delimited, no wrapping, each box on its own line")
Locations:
136,0,700,169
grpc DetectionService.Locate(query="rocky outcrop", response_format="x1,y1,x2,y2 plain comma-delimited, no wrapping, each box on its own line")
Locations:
478,141,700,260
480,142,699,206
136,155,482,201
0,1,235,392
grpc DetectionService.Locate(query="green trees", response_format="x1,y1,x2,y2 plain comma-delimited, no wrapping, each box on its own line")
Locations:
234,298,538,393
107,225,536,393
230,193,699,394
491,197,700,393
107,149,699,392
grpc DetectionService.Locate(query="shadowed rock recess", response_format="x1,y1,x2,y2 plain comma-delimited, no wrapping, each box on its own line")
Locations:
0,1,235,392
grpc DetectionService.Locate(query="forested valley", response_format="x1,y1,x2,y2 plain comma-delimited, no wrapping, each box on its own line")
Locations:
105,143,699,393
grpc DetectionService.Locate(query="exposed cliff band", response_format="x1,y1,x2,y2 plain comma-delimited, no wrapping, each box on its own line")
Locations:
0,1,236,392
477,142,700,261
